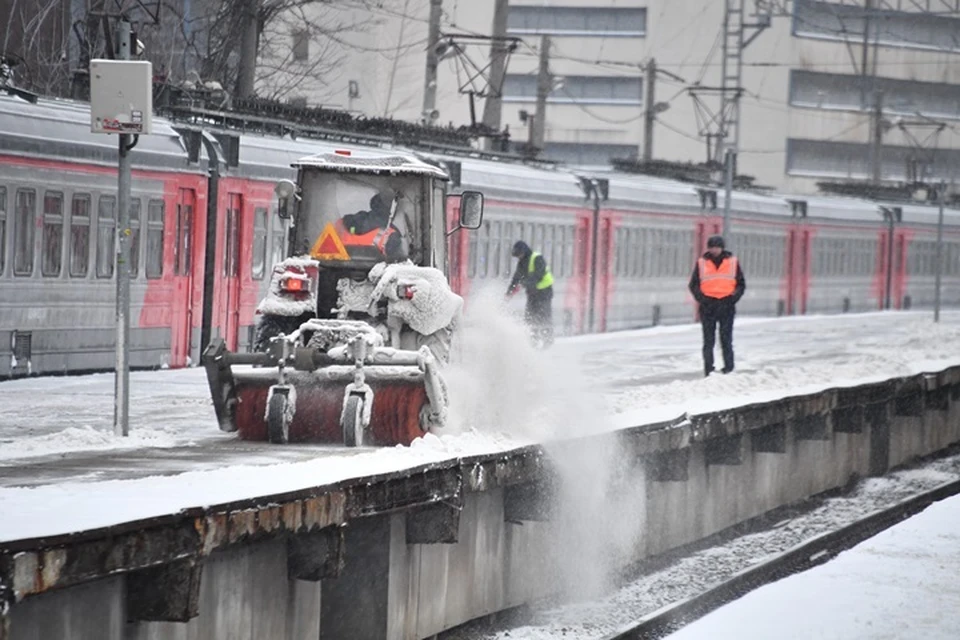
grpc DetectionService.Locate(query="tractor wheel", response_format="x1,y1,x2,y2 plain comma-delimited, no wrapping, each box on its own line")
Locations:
342,395,365,447
267,392,291,444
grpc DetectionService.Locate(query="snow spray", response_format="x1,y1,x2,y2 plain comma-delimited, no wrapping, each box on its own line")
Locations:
444,284,647,601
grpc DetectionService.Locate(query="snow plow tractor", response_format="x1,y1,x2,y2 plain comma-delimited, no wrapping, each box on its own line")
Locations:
202,150,483,446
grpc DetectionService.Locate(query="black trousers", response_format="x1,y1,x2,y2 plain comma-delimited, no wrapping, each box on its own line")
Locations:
525,287,554,344
700,301,735,373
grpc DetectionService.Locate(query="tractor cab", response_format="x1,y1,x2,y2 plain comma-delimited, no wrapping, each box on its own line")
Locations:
203,149,484,448
279,150,481,271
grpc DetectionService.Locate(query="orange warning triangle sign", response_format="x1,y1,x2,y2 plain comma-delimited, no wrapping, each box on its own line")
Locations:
310,223,350,260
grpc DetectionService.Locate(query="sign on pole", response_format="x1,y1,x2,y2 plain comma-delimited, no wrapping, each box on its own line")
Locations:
90,52,153,437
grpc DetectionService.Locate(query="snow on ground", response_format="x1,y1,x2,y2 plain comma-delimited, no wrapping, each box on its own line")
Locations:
666,491,960,640
0,430,520,542
1,309,959,543
447,453,960,640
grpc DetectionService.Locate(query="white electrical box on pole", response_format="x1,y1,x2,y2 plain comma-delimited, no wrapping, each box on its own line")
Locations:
89,23,152,437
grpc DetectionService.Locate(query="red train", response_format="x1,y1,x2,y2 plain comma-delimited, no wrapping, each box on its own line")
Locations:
1,92,958,377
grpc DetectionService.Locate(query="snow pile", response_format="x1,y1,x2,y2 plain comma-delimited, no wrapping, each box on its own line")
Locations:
369,262,463,336
0,425,181,461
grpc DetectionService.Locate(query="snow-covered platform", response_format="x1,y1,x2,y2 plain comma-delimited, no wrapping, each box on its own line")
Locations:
667,492,960,640
2,311,959,640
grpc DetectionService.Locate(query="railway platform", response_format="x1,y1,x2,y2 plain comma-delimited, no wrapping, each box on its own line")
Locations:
1,311,960,639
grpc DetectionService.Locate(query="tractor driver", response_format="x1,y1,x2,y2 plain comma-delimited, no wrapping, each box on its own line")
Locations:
336,191,406,261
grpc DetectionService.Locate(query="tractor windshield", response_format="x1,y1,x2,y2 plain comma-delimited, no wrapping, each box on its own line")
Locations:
293,170,426,266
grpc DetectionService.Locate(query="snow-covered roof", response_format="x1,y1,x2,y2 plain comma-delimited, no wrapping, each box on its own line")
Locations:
293,150,448,179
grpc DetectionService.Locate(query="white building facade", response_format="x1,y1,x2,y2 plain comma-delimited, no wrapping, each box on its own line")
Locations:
265,0,960,194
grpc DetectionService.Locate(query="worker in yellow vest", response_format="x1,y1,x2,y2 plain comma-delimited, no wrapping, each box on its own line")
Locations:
507,240,555,348
689,235,746,376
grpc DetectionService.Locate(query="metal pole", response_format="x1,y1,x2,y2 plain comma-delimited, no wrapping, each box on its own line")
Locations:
480,0,509,133
934,180,945,323
114,18,132,437
870,90,884,185
884,210,895,310
722,147,734,239
642,58,656,163
421,0,442,121
532,34,550,151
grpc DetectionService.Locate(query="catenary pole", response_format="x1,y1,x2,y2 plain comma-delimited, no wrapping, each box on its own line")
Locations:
114,18,132,437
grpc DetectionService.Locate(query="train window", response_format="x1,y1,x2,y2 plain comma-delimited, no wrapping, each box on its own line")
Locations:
0,187,6,275
69,194,91,278
270,210,287,268
129,200,141,278
481,221,492,278
224,194,241,278
503,221,515,276
175,194,194,275
490,221,501,277
564,226,575,277
42,191,64,277
96,195,116,278
146,200,165,279
14,189,36,276
467,224,478,278
252,208,268,280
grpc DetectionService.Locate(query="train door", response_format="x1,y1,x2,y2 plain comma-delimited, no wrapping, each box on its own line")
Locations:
446,197,468,296
593,216,614,333
222,193,242,350
784,227,812,316
171,187,197,366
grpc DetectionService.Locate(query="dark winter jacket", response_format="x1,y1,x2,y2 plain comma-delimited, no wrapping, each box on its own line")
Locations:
507,242,550,295
688,250,746,307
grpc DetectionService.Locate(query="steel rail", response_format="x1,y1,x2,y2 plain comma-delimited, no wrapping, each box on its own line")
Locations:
603,477,960,640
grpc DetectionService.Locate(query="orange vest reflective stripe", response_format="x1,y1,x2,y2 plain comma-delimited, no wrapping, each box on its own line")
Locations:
334,219,395,255
698,256,738,299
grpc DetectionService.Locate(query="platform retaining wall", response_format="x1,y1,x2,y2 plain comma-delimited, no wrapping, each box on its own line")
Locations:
2,366,959,640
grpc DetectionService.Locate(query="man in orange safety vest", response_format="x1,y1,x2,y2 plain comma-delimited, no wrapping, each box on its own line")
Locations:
335,192,405,261
688,235,746,377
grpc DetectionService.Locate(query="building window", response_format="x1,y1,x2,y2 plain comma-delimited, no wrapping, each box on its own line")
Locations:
790,69,960,120
14,188,36,276
503,74,643,105
70,194,91,277
0,187,6,276
507,6,646,36
97,195,116,279
786,137,960,182
42,191,64,277
292,30,309,61
146,199,164,279
129,199,141,277
793,0,960,53
252,207,268,280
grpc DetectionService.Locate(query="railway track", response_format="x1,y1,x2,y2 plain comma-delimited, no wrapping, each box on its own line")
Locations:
602,478,960,640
